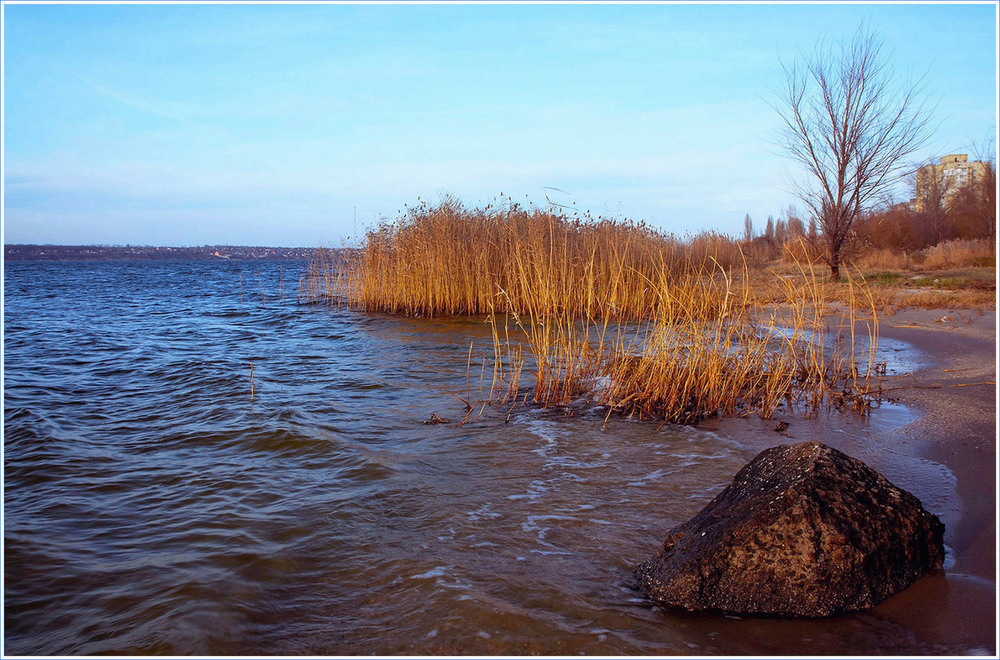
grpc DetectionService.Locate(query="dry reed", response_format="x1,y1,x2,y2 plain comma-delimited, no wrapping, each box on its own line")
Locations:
480,254,881,424
305,197,744,321
305,198,883,425
854,248,915,272
853,238,995,272
921,239,995,270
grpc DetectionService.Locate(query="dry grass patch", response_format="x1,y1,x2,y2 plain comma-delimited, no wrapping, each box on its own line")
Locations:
922,239,995,270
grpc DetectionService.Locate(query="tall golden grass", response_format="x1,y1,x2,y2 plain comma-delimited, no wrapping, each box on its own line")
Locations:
477,255,880,424
304,196,744,321
305,198,882,424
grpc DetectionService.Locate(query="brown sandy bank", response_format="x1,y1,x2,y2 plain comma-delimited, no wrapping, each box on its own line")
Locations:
872,308,995,654
695,307,996,654
878,308,996,580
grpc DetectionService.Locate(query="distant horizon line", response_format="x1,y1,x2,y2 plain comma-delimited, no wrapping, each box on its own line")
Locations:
2,242,349,250
2,244,347,262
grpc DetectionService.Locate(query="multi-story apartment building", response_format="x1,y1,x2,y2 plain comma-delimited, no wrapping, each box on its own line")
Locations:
912,154,988,212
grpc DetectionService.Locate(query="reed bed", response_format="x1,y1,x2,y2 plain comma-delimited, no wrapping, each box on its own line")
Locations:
479,256,880,425
853,247,914,272
298,246,358,305
304,197,744,321
305,198,883,425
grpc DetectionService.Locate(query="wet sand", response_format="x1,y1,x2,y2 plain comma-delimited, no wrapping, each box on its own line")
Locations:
700,306,996,654
873,308,996,654
878,308,996,582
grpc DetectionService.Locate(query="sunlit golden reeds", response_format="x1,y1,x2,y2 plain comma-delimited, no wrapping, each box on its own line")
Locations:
305,196,744,321
482,254,881,425
298,246,359,305
305,198,883,425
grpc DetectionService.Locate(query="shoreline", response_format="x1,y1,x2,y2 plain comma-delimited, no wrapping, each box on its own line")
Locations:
877,307,996,583
871,308,996,653
698,306,996,653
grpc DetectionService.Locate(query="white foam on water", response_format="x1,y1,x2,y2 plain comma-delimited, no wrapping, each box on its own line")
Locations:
467,503,502,521
627,468,665,487
943,544,956,570
435,577,473,591
436,527,457,541
525,419,561,444
507,479,549,501
522,513,578,546
410,566,449,580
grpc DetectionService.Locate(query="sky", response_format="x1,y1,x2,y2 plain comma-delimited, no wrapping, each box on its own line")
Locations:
2,3,996,247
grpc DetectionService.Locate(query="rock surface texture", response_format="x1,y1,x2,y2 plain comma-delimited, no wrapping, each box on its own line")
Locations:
634,441,945,617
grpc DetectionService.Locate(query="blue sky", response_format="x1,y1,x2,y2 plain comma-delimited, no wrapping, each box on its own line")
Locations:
3,3,996,247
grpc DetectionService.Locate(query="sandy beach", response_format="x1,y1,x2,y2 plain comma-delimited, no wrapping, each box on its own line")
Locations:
872,308,996,653
696,306,996,654
879,308,996,581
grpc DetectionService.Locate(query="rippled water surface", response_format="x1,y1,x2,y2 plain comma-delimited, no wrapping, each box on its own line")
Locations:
2,260,968,655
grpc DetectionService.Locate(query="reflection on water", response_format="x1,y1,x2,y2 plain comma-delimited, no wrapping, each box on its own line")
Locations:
1,260,973,655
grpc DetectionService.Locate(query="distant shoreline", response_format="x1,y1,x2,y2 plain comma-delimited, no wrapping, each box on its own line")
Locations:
4,244,323,262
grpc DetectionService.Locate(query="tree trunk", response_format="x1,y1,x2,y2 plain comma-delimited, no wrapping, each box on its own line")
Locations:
826,231,842,281
829,245,841,281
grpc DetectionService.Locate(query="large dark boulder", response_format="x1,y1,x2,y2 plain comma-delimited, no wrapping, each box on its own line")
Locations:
634,441,945,617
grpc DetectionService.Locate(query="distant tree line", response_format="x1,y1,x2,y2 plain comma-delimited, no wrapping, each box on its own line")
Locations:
3,244,317,261
742,156,996,267
859,158,996,253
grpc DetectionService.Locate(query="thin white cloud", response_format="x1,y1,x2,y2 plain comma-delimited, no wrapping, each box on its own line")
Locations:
82,78,197,124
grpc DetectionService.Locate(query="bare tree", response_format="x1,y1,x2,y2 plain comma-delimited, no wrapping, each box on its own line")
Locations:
774,217,788,244
773,26,932,279
976,158,996,238
784,205,806,239
743,213,754,242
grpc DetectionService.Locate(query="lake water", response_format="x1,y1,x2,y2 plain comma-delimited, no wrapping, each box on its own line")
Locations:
1,259,970,655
